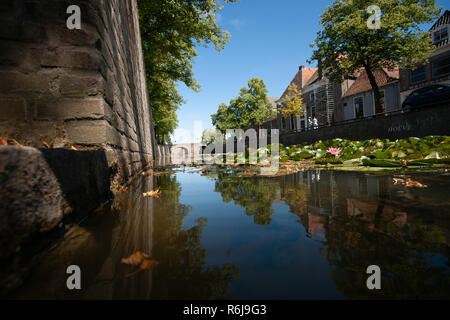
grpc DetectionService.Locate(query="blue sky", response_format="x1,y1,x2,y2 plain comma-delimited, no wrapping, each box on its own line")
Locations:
172,0,447,143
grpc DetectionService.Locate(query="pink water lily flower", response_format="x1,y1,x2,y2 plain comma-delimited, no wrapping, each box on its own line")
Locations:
327,147,342,156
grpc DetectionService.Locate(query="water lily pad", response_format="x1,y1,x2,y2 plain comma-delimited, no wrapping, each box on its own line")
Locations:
362,159,404,167
370,151,389,159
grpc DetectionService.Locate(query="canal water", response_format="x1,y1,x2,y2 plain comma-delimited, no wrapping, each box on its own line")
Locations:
10,168,450,299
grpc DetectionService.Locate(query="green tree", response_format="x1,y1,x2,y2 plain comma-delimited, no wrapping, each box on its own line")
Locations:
151,174,239,299
214,174,280,225
138,0,238,144
211,78,275,132
279,83,304,118
309,0,441,114
201,128,224,145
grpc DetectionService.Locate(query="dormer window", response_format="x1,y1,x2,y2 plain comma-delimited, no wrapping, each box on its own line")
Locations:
433,27,448,43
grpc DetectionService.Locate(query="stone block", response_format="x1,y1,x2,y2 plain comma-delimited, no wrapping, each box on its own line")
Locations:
47,24,100,47
41,48,101,70
65,119,109,145
59,71,105,98
35,98,110,121
0,71,49,94
0,146,64,262
0,96,27,121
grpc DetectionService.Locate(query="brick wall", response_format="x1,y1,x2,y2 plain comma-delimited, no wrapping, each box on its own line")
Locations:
0,0,155,180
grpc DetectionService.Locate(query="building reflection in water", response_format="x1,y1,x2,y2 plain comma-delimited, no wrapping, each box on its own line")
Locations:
8,167,450,299
214,169,450,299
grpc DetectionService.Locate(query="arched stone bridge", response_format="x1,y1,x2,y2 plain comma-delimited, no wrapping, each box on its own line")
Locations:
155,143,206,165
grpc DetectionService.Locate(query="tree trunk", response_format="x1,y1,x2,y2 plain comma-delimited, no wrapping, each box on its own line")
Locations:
364,64,385,114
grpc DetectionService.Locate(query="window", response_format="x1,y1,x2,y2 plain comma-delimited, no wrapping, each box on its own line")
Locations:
379,89,386,111
354,97,364,118
310,93,315,102
431,56,450,78
290,116,295,130
433,27,449,43
410,66,427,84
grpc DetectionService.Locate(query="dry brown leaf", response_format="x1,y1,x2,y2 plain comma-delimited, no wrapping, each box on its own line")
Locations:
70,146,78,151
0,138,7,146
143,188,161,198
42,141,51,149
393,177,427,188
121,251,156,277
121,251,148,267
139,257,156,271
393,178,405,185
4,138,21,146
405,179,427,188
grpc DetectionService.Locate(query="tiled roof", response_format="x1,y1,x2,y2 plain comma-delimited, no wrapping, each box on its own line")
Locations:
342,67,399,98
304,70,321,87
280,67,317,99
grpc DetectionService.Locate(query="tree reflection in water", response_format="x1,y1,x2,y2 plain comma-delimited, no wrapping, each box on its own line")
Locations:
151,174,239,299
213,170,450,299
213,174,280,225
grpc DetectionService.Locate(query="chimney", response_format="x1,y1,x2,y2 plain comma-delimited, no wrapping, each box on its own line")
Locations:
299,65,304,89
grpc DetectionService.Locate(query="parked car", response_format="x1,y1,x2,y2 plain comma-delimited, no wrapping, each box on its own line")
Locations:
402,84,450,112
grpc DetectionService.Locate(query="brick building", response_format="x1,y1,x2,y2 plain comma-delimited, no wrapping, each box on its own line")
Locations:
276,65,317,132
399,10,450,103
341,67,401,121
298,69,343,130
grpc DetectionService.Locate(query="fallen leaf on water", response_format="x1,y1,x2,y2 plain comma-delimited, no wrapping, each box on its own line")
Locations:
143,188,161,198
405,179,427,188
121,251,156,277
70,146,78,150
139,257,156,271
393,177,427,188
393,178,405,185
122,251,147,267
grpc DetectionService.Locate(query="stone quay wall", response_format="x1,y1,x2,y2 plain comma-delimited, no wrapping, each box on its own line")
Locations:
0,0,155,180
280,103,450,146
